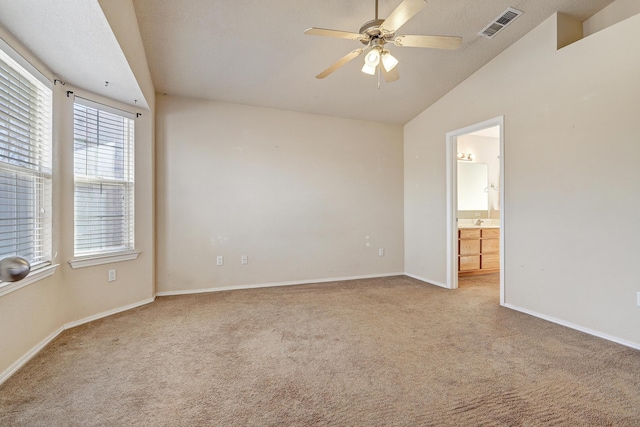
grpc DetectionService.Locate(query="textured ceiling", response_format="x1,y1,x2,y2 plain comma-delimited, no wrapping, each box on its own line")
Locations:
133,0,613,124
0,1,614,124
0,0,148,110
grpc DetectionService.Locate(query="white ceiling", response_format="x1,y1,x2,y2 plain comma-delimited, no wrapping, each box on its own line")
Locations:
0,0,148,110
133,0,613,124
0,1,614,124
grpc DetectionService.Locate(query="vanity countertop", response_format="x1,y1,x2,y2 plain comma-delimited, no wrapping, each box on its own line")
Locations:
458,225,500,229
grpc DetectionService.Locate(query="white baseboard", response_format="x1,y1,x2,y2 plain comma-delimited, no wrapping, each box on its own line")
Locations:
155,272,406,296
403,273,449,289
64,296,156,330
0,326,64,387
503,303,640,351
0,296,156,387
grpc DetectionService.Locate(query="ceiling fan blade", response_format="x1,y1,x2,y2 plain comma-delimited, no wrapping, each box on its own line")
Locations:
394,34,462,49
381,65,400,83
379,0,427,34
316,48,364,79
304,27,365,41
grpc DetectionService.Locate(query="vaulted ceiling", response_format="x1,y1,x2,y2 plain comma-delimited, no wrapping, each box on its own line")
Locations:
132,0,613,124
0,0,614,125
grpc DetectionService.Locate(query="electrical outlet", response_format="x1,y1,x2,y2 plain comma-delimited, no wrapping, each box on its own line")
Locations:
241,255,248,265
108,269,116,282
378,248,384,257
637,292,640,307
216,256,224,266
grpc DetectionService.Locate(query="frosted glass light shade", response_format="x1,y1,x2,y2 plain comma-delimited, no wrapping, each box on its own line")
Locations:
364,49,380,67
361,63,376,75
381,52,398,72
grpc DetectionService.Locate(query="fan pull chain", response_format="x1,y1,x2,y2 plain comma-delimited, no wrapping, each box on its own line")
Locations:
377,66,381,89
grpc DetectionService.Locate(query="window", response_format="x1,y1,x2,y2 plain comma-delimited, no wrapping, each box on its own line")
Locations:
73,101,134,257
0,46,52,269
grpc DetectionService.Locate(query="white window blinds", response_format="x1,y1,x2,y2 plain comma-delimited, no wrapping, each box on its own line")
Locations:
73,102,134,256
0,47,52,268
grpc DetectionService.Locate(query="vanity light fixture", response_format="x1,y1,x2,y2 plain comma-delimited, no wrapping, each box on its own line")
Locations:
457,152,475,161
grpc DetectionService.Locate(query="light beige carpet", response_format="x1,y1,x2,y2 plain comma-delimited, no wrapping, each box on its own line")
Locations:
1,274,639,426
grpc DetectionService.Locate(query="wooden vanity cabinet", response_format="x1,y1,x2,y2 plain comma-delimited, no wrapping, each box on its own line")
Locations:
458,228,500,275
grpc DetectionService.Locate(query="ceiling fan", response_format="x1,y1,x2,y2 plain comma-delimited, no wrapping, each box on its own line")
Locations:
304,0,462,82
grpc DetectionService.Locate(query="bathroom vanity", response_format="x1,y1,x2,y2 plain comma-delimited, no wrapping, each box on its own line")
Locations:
458,227,500,275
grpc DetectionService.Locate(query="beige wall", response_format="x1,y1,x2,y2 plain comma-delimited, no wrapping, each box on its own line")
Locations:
156,96,404,293
0,1,155,381
405,12,640,345
583,0,640,37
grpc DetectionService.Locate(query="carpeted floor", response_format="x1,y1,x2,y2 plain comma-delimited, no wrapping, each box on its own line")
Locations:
1,274,639,426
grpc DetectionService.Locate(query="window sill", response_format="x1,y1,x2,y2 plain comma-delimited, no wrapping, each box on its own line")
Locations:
69,251,140,269
0,264,59,298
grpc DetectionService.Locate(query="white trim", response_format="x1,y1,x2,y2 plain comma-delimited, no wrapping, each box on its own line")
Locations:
0,326,64,386
403,273,448,289
445,128,458,291
498,120,506,305
445,116,505,303
503,303,640,350
64,296,155,329
155,272,405,296
69,251,140,269
0,264,59,298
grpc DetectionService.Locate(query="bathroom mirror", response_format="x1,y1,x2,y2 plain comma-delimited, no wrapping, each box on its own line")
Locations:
457,162,488,211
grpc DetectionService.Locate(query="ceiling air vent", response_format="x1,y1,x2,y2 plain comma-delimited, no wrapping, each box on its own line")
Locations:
478,7,523,39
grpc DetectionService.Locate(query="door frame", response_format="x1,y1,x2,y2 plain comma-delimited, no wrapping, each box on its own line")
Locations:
445,116,505,305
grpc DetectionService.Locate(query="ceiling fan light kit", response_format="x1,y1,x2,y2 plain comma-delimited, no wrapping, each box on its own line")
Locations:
304,0,462,84
381,50,399,72
364,48,381,68
361,62,377,76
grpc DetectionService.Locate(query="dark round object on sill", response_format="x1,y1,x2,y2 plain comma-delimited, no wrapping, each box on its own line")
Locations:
0,256,31,282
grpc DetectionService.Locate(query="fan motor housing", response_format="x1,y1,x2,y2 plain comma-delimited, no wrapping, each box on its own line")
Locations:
359,19,392,44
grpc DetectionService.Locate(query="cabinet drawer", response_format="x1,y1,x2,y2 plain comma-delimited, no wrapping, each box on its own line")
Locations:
481,254,500,269
459,228,481,239
481,238,500,253
459,256,480,271
481,228,500,238
459,239,480,255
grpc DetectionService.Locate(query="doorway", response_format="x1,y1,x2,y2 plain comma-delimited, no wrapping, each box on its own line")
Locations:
446,116,505,305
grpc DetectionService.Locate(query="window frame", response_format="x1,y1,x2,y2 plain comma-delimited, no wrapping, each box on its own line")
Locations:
0,38,54,288
71,98,136,264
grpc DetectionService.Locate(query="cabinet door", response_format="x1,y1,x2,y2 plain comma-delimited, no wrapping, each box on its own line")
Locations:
459,229,481,239
459,239,480,255
481,254,500,269
459,255,480,271
481,228,500,238
481,238,500,253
